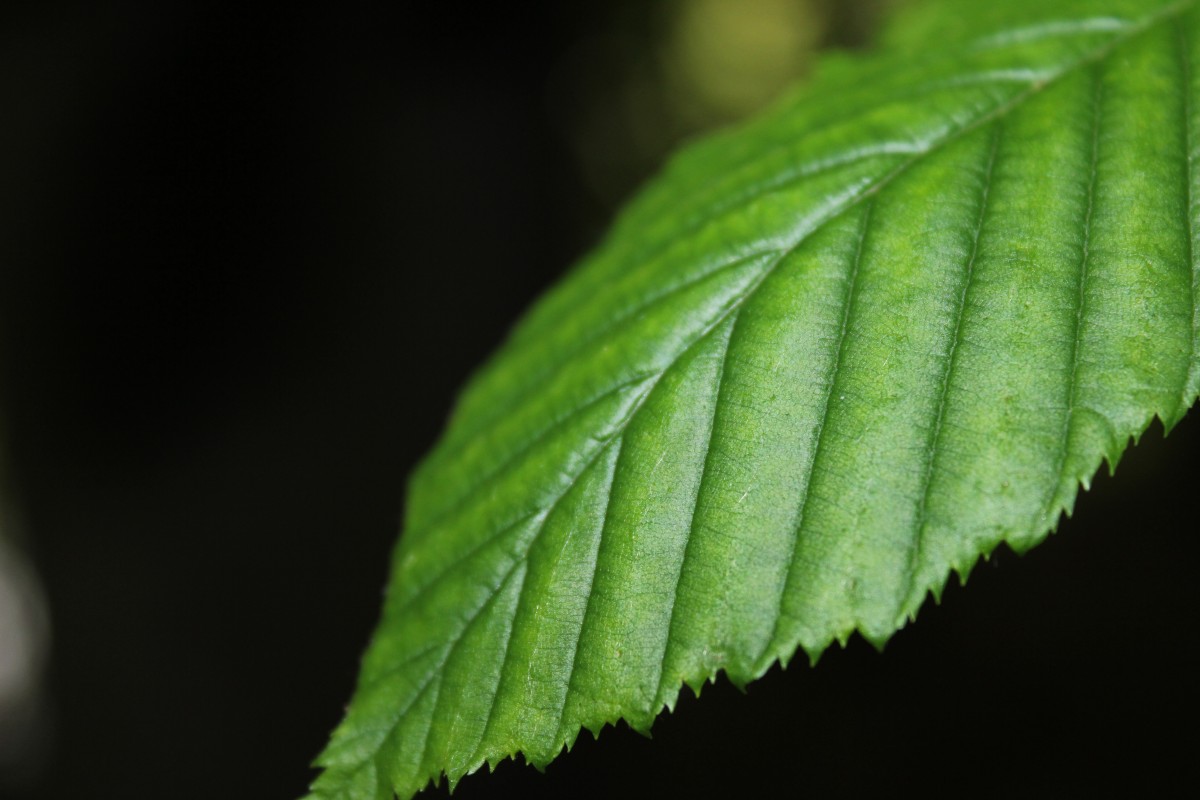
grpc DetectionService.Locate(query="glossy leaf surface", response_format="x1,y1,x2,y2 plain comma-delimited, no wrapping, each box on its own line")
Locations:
310,1,1200,796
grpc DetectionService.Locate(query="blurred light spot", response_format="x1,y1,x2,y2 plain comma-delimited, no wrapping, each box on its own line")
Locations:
0,532,50,783
544,1,897,226
663,0,825,125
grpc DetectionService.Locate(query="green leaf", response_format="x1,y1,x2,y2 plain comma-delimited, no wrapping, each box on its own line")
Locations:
309,0,1200,796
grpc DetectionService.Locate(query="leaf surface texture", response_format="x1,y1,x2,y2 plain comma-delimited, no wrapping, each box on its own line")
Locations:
310,1,1200,796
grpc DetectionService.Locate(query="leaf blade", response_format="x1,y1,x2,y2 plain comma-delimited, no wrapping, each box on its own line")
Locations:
310,2,1200,797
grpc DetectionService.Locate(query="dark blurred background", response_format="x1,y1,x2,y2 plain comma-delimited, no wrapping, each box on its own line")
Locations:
0,1,1196,798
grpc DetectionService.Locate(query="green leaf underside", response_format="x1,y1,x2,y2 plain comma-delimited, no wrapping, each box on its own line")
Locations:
310,1,1200,797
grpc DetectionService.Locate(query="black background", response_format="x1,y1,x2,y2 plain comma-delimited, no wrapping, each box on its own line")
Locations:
1,3,1197,798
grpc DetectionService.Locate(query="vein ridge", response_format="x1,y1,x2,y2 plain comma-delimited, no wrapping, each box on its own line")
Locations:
902,122,1003,614
650,311,742,707
758,198,875,668
1047,68,1104,519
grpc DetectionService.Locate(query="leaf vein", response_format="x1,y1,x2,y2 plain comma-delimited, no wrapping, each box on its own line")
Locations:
650,310,741,707
1047,67,1104,517
903,122,1003,614
431,249,779,478
758,198,875,668
410,374,655,542
552,433,627,737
